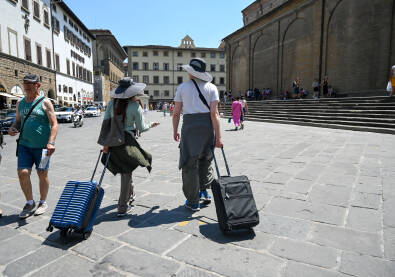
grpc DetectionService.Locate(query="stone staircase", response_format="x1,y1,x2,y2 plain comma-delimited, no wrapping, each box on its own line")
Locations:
220,96,395,134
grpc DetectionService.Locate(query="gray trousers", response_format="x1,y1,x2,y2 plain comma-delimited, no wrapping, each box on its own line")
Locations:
119,173,134,213
182,156,214,205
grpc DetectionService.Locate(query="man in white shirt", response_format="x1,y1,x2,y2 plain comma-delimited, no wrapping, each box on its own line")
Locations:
173,58,223,212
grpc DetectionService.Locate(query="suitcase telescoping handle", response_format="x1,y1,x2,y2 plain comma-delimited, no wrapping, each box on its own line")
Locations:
90,150,111,187
212,147,231,179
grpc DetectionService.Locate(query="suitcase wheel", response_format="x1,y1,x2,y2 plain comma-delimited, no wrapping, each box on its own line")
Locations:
46,225,54,232
82,232,91,240
60,229,67,237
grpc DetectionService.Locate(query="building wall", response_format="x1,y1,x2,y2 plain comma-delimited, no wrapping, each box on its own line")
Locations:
52,3,94,106
225,0,395,97
125,47,226,102
0,0,55,108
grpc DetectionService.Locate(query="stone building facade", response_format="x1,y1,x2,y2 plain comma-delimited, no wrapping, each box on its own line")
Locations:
91,29,127,106
124,36,226,106
224,0,395,97
0,0,55,109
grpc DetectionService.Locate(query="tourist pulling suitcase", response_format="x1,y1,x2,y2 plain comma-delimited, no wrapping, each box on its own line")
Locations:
211,147,259,234
46,150,110,239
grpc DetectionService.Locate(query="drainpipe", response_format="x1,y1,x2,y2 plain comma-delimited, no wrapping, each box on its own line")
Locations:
318,0,326,88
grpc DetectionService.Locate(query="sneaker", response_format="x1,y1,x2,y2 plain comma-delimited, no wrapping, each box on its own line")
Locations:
129,192,136,205
117,205,132,217
185,200,200,212
34,202,48,216
199,190,212,205
19,202,36,219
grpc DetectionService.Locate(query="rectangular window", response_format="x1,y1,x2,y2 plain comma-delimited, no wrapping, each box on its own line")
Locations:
22,0,29,11
191,52,196,58
63,85,67,93
33,1,40,21
46,49,51,68
69,87,73,94
212,77,216,84
177,63,182,71
163,63,169,71
143,62,149,70
132,75,139,82
52,3,56,12
52,17,60,33
177,51,182,57
8,29,18,57
63,14,67,21
163,76,169,84
24,38,31,61
36,44,42,65
143,51,148,57
220,53,225,58
132,62,139,70
163,51,169,57
58,84,61,92
72,62,75,76
220,77,225,85
66,59,70,75
220,64,225,72
153,50,158,56
154,90,159,96
164,90,169,97
210,64,216,72
144,90,149,95
143,75,149,84
132,51,138,57
210,52,216,58
55,54,60,71
177,76,183,84
44,10,49,26
153,76,159,84
201,52,206,58
153,63,159,71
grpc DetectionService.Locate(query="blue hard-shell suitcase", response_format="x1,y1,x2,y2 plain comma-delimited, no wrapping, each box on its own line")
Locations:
46,150,110,239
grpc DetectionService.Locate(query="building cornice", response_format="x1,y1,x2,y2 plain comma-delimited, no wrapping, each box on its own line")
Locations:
123,45,225,52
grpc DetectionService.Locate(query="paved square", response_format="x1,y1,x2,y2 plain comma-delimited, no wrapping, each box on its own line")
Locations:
1,111,395,276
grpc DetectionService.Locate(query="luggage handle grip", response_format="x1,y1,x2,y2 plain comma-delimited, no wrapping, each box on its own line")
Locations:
212,146,231,179
90,150,110,187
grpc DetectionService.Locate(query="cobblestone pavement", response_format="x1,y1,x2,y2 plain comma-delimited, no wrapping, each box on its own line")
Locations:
1,111,395,277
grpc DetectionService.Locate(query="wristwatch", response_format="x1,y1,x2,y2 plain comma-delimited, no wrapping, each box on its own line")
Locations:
48,142,55,146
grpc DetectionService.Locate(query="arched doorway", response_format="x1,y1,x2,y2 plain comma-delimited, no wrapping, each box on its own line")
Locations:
48,89,55,100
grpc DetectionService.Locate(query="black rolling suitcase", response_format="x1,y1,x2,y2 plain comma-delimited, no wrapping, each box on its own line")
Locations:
211,147,259,234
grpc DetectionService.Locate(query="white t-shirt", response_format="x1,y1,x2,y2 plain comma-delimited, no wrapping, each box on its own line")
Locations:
241,99,246,108
174,79,219,114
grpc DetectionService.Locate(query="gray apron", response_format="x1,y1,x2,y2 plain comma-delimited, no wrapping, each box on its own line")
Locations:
179,113,214,169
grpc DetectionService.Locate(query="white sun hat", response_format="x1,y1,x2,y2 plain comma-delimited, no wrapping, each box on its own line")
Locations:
182,58,213,82
110,77,146,99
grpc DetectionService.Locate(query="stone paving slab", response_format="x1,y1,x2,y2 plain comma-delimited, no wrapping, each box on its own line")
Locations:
1,111,395,276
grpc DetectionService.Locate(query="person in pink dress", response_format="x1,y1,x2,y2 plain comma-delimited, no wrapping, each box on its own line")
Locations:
232,97,243,130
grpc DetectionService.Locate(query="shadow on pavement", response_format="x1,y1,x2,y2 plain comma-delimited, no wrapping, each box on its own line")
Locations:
199,223,256,244
42,230,84,250
132,205,203,228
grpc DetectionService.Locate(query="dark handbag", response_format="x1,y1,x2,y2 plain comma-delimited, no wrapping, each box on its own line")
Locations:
16,96,45,156
97,99,125,147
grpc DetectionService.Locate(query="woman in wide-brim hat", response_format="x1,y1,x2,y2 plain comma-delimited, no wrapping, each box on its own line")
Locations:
98,77,160,217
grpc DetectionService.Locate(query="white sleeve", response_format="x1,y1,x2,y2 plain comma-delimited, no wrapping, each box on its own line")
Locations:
174,84,182,102
211,85,219,102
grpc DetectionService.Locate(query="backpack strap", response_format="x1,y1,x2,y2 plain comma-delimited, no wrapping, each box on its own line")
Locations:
191,79,210,111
